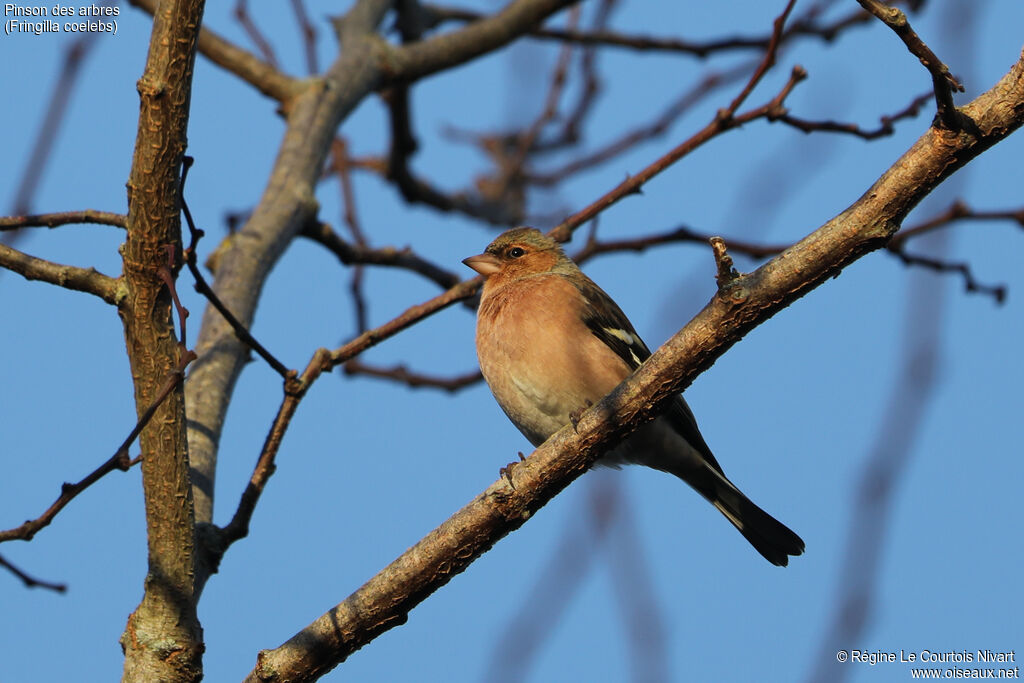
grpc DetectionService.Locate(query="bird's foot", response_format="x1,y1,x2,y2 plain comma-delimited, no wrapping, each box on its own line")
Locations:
569,400,594,432
499,452,527,489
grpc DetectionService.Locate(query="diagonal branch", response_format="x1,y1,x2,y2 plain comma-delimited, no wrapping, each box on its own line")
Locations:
179,159,294,380
549,64,807,242
244,44,1024,683
0,351,193,545
0,554,66,593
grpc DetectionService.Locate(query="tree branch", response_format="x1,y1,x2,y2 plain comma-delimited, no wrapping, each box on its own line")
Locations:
0,351,193,545
384,0,578,84
856,0,965,129
118,0,207,679
301,220,461,290
0,210,126,230
421,2,881,57
775,91,932,139
343,360,482,391
129,0,300,103
244,49,1024,683
0,554,66,593
183,0,394,530
0,242,121,304
549,62,807,242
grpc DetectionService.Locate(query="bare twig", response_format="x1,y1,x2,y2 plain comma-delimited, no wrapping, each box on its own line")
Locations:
580,217,1009,303
0,351,193,544
549,63,807,242
382,86,524,225
219,347,328,548
710,237,740,288
776,91,932,139
9,35,100,218
529,61,755,185
0,210,127,231
541,0,615,149
512,5,581,160
328,277,481,368
290,0,319,74
214,280,482,556
129,0,300,103
884,199,1024,302
855,0,965,129
725,0,797,115
574,224,789,263
545,0,800,243
233,0,280,69
344,360,482,392
300,220,461,290
244,34,1024,683
890,199,1024,248
0,554,67,593
0,242,121,304
179,159,294,380
328,138,371,334
890,249,1006,303
575,210,1011,303
421,2,878,57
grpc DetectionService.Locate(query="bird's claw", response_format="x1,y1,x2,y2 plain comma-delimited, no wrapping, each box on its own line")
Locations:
500,453,526,489
569,400,594,432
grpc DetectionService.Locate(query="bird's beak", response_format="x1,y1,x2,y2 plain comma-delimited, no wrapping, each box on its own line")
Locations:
462,253,502,276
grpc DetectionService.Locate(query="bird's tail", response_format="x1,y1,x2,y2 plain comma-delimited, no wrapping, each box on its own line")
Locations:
680,464,805,566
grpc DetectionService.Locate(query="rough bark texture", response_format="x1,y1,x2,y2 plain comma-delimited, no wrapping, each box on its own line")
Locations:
118,1,207,681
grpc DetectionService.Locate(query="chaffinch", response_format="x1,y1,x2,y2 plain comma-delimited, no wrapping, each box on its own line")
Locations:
463,227,804,566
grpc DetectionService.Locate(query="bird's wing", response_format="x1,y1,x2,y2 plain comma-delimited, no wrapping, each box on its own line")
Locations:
575,276,725,475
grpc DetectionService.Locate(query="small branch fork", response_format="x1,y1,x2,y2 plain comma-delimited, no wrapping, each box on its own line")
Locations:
178,158,294,381
856,0,965,129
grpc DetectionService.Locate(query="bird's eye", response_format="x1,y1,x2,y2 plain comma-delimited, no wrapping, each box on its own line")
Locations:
507,247,526,259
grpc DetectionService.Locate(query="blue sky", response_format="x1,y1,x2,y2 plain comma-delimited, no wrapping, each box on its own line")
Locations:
1,1,1021,682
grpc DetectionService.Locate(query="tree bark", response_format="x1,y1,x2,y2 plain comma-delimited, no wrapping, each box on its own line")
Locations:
118,1,207,681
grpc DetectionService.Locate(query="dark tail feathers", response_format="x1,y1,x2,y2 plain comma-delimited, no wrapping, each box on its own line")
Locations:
684,463,804,566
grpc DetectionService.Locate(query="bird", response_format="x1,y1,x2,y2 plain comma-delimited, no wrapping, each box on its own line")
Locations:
462,227,804,566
